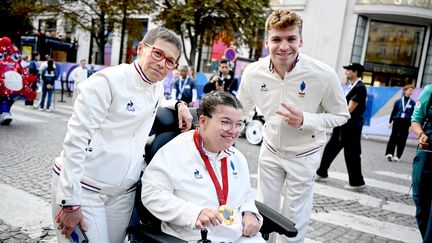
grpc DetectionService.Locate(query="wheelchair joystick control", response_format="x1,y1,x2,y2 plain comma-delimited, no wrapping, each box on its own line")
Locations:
198,228,211,242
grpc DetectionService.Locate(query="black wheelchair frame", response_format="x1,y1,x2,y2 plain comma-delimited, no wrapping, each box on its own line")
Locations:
126,107,298,242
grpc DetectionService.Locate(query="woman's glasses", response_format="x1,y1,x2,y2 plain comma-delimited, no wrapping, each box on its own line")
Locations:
144,43,178,70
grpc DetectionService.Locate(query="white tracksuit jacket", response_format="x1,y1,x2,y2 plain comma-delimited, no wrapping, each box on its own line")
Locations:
141,130,263,242
54,61,164,206
237,54,350,157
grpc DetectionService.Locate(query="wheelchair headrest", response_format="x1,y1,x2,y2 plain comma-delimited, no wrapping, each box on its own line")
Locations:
145,107,198,163
151,107,199,135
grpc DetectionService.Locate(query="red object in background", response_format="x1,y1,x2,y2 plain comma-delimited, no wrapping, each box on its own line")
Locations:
210,40,228,61
0,36,37,100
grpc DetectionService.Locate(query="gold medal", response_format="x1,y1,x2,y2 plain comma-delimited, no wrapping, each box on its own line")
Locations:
218,205,234,225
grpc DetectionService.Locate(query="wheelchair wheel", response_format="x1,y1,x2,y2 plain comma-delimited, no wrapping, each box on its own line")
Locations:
245,119,263,145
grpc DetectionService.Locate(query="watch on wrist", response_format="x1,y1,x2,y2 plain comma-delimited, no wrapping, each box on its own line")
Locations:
175,100,187,110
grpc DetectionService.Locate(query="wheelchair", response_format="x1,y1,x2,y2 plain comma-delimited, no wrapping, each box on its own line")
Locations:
126,107,297,242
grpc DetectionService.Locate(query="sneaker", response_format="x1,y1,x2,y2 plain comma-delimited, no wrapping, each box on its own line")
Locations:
315,174,328,182
344,184,366,191
0,112,12,125
39,107,44,111
46,108,51,112
385,154,393,161
393,156,400,162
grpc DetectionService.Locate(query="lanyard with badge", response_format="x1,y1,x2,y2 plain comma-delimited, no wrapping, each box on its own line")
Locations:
177,79,187,99
401,97,411,118
193,128,234,225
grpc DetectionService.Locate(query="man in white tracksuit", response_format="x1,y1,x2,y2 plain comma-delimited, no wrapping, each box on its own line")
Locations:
51,27,193,243
70,59,89,103
141,92,264,242
237,9,350,242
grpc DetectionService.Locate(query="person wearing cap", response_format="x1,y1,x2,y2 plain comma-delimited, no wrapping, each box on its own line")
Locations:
237,9,350,242
316,62,367,191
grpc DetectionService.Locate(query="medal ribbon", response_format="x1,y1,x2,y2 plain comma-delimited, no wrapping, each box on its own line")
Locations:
193,128,228,205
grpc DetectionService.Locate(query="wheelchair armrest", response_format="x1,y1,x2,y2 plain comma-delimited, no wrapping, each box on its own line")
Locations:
256,200,298,239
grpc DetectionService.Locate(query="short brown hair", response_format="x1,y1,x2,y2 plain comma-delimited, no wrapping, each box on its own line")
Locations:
403,84,414,91
265,9,303,36
198,91,243,118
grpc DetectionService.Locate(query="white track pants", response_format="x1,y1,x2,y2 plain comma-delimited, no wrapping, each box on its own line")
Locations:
51,173,135,243
257,145,320,243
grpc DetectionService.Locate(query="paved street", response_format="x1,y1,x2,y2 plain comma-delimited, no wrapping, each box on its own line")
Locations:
0,93,421,243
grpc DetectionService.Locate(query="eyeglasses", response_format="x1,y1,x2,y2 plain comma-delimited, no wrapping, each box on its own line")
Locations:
144,43,178,70
206,115,245,132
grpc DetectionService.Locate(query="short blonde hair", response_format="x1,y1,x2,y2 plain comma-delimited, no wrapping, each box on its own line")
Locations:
265,9,303,36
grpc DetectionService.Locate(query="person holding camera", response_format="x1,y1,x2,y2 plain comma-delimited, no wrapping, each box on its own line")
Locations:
204,59,238,95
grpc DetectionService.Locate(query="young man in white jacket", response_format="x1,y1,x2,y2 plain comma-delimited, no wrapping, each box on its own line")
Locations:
141,91,265,242
51,27,193,243
237,9,350,243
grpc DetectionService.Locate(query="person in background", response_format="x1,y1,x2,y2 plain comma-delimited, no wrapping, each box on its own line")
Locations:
385,84,416,162
141,91,264,242
237,9,350,242
51,27,193,243
25,52,40,107
316,63,367,192
204,59,238,95
21,55,29,68
164,69,179,100
70,59,89,103
189,65,196,80
171,65,197,107
39,59,58,112
410,84,432,242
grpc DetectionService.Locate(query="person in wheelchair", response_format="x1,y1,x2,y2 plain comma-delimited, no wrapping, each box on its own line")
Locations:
141,91,265,242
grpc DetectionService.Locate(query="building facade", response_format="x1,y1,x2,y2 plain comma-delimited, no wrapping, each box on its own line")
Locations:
30,0,432,87
272,0,432,87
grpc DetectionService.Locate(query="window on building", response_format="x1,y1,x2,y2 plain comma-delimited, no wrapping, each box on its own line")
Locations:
364,21,426,87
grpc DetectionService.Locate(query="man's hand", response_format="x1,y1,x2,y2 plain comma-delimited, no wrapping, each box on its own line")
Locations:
177,103,193,132
210,76,220,83
388,123,392,129
276,103,304,128
418,132,429,149
56,208,87,239
242,212,260,237
215,81,224,92
47,84,52,90
195,208,222,229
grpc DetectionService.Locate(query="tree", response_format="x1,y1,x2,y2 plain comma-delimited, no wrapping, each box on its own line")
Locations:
154,0,270,70
0,0,35,45
39,0,154,65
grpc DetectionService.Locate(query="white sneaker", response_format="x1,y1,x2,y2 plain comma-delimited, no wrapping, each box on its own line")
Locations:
344,184,366,191
385,154,393,161
38,107,44,111
46,108,51,112
315,174,328,182
393,156,400,162
0,112,12,125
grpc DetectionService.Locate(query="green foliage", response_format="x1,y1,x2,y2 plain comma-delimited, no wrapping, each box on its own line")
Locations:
154,0,270,65
0,0,36,44
37,0,155,64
